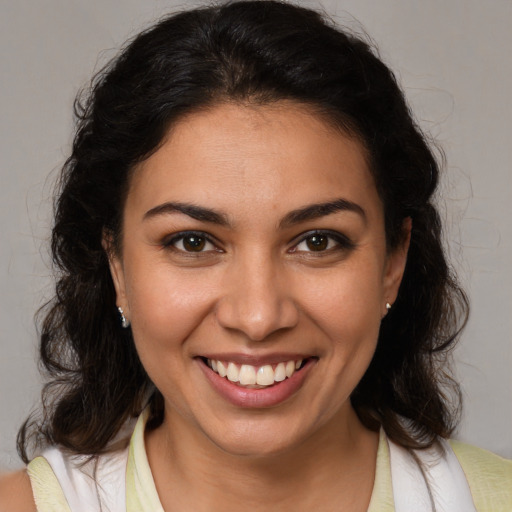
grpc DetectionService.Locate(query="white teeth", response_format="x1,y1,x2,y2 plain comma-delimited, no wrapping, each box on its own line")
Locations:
239,364,257,385
256,365,275,385
274,362,286,382
206,358,306,387
285,360,295,378
217,361,227,378
227,362,239,382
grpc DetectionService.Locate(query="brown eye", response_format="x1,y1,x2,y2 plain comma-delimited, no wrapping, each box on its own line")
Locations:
167,232,216,253
305,234,329,251
182,235,206,252
292,230,355,254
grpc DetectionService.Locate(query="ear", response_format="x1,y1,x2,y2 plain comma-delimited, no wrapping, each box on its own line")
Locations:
382,217,411,316
102,231,129,316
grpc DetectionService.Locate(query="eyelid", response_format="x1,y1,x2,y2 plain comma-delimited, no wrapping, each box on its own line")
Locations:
160,229,354,254
289,229,356,252
162,230,222,252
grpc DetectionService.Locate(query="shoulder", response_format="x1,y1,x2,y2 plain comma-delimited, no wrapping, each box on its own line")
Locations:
450,440,512,511
0,469,37,512
450,439,512,481
26,445,129,512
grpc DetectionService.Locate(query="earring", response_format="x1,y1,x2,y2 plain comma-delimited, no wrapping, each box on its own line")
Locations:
386,302,392,311
118,306,130,328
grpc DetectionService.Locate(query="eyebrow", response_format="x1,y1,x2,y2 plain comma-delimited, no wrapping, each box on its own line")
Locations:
143,202,231,226
279,198,366,228
143,198,366,228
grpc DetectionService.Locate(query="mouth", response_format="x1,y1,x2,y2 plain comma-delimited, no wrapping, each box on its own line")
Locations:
197,355,316,408
202,357,308,389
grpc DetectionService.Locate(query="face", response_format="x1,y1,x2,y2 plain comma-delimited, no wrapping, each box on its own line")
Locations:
108,102,409,457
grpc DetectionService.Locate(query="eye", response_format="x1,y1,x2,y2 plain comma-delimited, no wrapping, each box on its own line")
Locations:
299,233,331,251
165,231,218,253
292,230,354,253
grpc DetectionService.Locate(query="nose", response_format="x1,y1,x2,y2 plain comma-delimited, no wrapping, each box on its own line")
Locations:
215,251,299,341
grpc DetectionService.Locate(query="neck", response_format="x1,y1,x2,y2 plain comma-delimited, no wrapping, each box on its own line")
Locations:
145,405,379,512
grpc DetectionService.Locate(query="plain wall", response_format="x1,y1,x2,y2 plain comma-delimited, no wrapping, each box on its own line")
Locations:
1,0,511,469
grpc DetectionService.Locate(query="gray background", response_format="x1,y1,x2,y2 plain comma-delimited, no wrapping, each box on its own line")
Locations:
1,0,511,469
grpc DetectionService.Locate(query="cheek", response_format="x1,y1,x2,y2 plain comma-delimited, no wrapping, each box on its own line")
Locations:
126,264,218,354
299,260,385,334
298,259,384,384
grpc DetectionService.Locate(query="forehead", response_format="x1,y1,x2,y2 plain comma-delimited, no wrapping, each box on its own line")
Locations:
127,102,381,222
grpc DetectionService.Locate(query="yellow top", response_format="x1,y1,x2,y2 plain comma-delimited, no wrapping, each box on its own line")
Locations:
449,439,512,511
27,412,512,512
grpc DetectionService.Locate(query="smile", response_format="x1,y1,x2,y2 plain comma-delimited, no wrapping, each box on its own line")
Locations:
206,359,305,388
198,355,316,408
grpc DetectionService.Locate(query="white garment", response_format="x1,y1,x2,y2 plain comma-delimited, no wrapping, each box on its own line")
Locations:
388,437,477,512
41,445,128,512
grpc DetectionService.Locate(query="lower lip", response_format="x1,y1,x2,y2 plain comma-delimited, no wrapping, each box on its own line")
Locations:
197,359,315,408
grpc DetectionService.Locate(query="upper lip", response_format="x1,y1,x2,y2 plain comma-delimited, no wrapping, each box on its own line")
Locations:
198,352,315,366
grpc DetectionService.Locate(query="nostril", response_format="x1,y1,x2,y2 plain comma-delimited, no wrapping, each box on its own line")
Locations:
214,280,300,342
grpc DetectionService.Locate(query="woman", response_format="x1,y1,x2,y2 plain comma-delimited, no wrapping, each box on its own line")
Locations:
0,1,510,510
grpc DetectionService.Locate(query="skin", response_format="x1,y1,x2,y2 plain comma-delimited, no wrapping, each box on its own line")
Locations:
107,102,410,511
0,470,36,512
0,101,409,512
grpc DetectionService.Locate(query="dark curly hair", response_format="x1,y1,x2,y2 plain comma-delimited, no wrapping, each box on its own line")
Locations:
18,0,468,462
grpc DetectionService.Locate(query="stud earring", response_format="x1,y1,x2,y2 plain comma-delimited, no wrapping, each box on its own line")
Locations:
386,302,392,311
118,307,130,328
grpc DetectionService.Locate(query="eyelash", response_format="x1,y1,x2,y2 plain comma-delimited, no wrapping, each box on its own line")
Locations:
290,230,356,254
163,231,220,254
163,229,355,255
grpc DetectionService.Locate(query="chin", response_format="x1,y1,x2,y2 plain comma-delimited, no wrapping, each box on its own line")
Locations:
213,432,301,459
205,416,311,459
